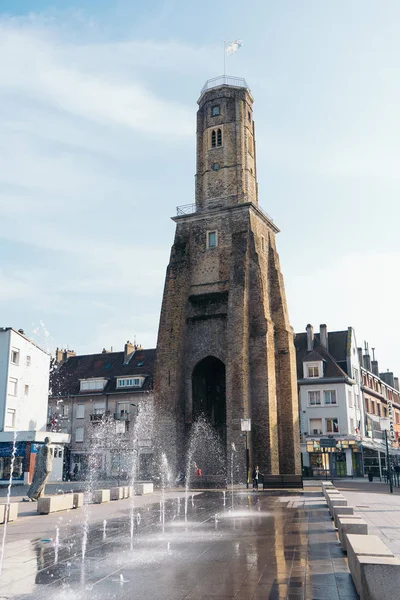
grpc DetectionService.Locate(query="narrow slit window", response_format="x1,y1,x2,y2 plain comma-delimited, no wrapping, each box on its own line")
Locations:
207,231,217,248
211,130,216,148
217,129,222,146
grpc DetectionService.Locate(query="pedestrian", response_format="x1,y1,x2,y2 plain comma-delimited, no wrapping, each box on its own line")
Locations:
193,462,202,477
73,463,79,480
252,465,262,491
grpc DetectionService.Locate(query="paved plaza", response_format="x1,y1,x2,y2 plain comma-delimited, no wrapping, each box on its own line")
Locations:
337,478,400,558
0,488,357,600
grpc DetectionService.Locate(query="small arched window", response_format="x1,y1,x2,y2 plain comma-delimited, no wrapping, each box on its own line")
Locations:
211,130,216,148
217,129,222,146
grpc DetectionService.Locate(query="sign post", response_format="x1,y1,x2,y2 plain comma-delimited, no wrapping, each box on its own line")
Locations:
380,418,393,494
320,438,337,484
241,419,251,488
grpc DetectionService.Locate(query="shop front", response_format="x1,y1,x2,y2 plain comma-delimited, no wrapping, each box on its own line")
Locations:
0,442,26,482
304,439,363,477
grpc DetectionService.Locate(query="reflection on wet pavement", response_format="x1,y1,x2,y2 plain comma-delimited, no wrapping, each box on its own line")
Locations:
0,491,357,599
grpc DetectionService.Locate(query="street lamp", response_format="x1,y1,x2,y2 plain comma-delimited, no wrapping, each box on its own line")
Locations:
241,418,251,488
380,418,393,494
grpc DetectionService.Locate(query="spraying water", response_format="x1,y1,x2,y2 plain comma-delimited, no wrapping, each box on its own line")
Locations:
160,453,170,532
231,442,237,510
102,520,107,540
54,526,60,564
0,429,17,576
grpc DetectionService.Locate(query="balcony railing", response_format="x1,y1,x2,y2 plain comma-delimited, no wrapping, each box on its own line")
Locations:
90,412,109,422
200,75,250,96
176,203,197,216
114,413,130,421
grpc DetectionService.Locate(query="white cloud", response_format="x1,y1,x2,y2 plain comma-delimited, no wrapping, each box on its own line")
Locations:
288,252,400,372
0,23,194,137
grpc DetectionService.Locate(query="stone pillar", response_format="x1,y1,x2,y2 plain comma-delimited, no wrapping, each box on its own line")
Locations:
345,448,353,476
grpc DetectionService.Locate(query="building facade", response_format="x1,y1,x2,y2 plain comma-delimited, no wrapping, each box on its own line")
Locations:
296,324,364,477
359,345,400,477
155,76,300,481
49,342,155,480
0,327,68,483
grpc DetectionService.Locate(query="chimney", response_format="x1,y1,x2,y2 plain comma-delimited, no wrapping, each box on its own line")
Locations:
357,347,364,368
363,341,371,372
55,348,76,364
380,371,395,388
124,341,135,364
371,361,379,376
63,349,76,362
306,324,314,352
394,377,399,392
319,324,328,351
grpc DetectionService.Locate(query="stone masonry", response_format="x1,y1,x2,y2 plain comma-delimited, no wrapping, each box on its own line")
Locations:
154,78,300,479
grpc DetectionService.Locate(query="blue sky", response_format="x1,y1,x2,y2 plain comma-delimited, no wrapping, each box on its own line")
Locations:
0,1,399,374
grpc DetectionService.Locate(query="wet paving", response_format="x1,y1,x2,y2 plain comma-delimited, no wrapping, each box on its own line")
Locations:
0,490,357,600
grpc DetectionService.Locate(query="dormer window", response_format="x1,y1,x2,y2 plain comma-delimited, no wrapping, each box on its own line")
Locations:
212,105,220,116
116,377,144,388
80,378,107,392
303,361,322,379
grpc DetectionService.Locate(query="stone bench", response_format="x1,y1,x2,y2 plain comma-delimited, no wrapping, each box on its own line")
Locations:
134,482,154,495
0,503,18,523
73,492,84,509
347,534,395,596
337,516,368,551
324,490,341,501
332,505,355,527
359,555,400,600
92,489,111,504
327,496,347,514
110,486,125,500
262,474,303,489
123,486,133,498
37,494,74,514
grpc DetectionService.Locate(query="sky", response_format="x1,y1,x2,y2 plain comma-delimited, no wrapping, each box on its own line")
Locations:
0,1,399,373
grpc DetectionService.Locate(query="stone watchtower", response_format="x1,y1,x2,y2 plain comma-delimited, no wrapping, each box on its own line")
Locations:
155,76,300,479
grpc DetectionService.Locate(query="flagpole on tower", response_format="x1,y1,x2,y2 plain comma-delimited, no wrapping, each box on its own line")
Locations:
223,41,226,77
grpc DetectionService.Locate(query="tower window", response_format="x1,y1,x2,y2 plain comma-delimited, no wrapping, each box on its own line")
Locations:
212,105,220,116
211,130,216,148
207,231,218,249
212,162,220,171
217,129,222,146
248,134,253,156
261,236,265,252
248,111,251,121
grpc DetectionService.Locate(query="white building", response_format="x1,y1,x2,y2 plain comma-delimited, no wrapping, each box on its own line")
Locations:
0,327,69,483
295,324,364,477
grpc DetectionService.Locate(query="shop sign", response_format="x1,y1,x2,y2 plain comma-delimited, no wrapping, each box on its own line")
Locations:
387,401,396,442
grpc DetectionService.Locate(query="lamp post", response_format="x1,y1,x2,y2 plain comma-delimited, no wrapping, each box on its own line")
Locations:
380,418,393,494
240,419,251,488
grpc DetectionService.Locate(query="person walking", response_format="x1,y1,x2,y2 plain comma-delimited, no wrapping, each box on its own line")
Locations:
252,465,262,491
